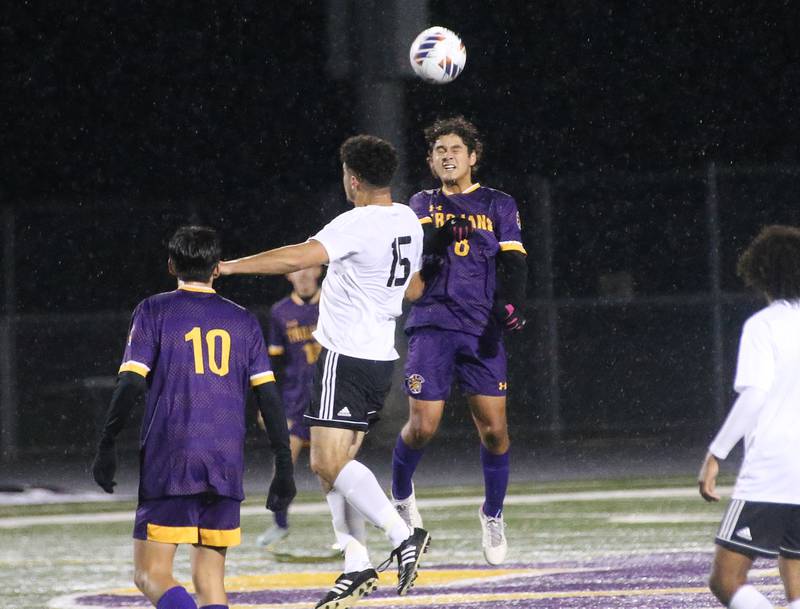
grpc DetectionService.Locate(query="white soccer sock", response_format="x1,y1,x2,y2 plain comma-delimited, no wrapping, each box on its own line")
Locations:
729,585,774,609
333,460,413,548
326,490,371,572
345,496,367,546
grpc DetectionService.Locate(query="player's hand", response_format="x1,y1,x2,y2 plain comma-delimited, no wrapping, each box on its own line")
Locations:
440,217,474,243
698,452,720,502
494,302,527,331
91,442,117,494
419,256,444,283
266,474,297,512
217,260,233,276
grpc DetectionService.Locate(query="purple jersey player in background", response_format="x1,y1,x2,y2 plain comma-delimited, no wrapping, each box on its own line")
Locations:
393,117,529,566
256,265,323,547
91,226,295,609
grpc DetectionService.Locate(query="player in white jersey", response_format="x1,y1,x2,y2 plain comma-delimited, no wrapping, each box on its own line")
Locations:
220,135,428,609
698,225,800,609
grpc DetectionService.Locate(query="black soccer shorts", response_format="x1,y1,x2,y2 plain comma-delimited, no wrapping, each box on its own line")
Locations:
715,499,800,559
303,348,394,431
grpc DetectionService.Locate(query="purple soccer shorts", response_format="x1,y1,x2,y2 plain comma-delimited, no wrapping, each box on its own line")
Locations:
133,493,241,547
403,327,507,401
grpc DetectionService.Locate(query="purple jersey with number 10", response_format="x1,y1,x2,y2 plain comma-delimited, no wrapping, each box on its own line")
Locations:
405,184,527,336
268,293,321,421
119,285,274,501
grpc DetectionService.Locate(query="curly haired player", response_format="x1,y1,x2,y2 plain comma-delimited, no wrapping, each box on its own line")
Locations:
699,225,800,609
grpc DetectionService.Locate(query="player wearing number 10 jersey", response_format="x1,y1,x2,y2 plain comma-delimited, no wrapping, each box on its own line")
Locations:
90,226,295,609
392,117,529,566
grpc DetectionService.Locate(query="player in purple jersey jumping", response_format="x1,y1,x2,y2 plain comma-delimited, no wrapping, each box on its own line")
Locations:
91,226,296,609
256,266,323,547
392,117,528,565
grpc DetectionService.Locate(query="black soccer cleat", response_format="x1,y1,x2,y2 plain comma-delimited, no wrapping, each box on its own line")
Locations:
314,568,378,609
377,527,431,596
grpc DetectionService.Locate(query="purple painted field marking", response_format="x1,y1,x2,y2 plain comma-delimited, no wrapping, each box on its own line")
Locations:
49,552,786,609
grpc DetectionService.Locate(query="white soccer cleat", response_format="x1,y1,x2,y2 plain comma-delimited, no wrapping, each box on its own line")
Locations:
256,525,289,547
478,506,507,565
391,484,423,529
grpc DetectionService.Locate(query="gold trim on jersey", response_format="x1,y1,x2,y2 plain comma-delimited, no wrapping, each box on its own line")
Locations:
119,361,150,377
419,216,433,225
499,241,527,255
250,371,276,387
442,182,481,196
147,524,198,544
268,345,285,356
178,285,216,293
200,527,241,547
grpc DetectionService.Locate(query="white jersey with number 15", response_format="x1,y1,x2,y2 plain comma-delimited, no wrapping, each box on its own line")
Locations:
310,203,423,361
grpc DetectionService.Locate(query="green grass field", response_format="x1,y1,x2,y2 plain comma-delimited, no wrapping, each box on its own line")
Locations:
4,475,774,609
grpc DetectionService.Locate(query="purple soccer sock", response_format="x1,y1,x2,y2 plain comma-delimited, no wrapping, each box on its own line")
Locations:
274,508,288,529
391,435,425,500
480,444,509,518
199,605,228,609
156,586,197,609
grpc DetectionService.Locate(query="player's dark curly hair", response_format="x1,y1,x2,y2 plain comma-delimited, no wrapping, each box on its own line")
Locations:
737,225,800,301
168,225,221,282
424,116,483,170
339,135,398,188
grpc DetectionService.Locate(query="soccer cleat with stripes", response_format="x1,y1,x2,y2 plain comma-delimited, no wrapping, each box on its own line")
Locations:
377,527,431,596
314,569,378,609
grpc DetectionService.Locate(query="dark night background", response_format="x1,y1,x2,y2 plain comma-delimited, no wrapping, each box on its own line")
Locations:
3,1,800,457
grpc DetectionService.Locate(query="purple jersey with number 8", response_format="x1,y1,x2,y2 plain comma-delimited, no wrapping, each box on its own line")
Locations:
119,286,274,501
405,184,526,336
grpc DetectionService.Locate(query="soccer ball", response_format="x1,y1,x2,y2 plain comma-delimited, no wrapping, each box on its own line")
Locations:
409,26,466,85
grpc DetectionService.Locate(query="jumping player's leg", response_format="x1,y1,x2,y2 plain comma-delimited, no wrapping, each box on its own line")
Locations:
392,398,445,501
457,332,510,565
190,545,227,608
133,539,196,609
467,394,510,518
393,328,455,502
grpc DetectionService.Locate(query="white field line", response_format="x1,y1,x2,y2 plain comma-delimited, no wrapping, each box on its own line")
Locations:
0,486,729,529
0,488,136,506
609,513,722,524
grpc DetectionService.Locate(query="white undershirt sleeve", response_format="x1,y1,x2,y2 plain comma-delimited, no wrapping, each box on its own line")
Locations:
708,387,768,460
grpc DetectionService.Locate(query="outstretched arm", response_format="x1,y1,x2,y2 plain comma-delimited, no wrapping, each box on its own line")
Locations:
220,240,329,276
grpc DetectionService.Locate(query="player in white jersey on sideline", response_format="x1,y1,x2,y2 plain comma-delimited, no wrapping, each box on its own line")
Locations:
220,135,428,609
698,225,800,609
